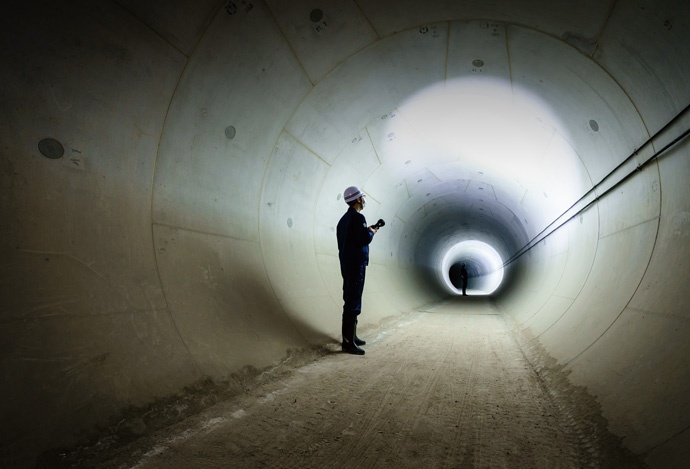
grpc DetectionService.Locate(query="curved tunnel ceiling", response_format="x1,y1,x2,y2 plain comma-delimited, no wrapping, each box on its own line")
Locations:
155,18,605,308
2,1,690,467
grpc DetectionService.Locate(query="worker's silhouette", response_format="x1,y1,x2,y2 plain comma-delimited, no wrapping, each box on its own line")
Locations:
337,186,378,355
460,263,468,296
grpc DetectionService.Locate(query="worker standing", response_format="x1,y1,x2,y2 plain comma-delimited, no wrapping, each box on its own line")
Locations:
460,263,469,296
336,186,378,355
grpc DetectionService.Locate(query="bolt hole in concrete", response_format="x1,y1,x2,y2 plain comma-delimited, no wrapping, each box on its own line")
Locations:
309,8,323,23
38,138,64,159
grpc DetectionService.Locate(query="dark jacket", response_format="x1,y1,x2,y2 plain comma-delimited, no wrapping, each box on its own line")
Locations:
337,207,374,274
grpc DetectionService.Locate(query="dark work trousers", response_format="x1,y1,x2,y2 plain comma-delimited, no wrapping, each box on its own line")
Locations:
342,265,366,317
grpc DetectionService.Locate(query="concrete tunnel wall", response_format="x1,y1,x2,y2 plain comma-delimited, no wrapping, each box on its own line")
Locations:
2,0,689,466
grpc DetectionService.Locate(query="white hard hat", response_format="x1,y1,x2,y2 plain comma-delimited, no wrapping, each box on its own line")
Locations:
344,186,364,203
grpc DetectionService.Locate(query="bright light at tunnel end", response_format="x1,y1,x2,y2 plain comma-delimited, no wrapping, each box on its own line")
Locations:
441,240,504,296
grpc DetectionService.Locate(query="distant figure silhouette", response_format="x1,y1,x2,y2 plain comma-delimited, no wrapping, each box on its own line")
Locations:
460,263,468,296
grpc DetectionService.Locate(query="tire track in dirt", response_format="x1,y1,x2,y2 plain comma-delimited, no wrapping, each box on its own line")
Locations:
341,318,458,466
443,319,482,468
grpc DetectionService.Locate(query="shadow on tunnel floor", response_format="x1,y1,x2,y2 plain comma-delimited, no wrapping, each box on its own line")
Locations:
416,294,500,315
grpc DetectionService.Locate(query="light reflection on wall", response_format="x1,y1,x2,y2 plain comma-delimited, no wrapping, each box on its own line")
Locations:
382,78,585,237
379,78,590,297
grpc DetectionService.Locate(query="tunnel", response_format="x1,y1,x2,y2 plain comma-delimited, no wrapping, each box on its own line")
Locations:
2,0,690,467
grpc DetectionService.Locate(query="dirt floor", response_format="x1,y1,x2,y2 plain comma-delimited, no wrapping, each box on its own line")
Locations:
67,298,645,468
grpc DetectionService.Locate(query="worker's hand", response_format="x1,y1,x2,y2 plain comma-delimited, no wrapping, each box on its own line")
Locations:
369,226,378,234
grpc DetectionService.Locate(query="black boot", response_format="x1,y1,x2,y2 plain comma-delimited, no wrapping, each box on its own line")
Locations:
342,315,365,355
354,318,366,346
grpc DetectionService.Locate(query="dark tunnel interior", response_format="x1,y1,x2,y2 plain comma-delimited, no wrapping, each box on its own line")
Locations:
1,1,690,467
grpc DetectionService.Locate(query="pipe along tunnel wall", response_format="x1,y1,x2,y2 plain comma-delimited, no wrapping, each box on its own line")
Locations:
2,0,690,467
